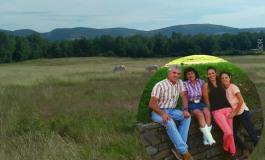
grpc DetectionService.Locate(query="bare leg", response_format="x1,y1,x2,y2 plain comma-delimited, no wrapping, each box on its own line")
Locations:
192,109,206,127
202,107,211,126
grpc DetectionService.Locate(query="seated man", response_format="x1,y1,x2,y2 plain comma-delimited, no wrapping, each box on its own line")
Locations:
149,65,193,160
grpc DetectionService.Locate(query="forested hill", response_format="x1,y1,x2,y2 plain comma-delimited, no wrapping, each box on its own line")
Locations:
1,24,265,41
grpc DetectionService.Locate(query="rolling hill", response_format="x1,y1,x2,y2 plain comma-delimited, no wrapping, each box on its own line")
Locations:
1,24,265,41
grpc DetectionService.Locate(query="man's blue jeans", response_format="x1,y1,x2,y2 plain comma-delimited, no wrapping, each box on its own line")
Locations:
151,109,191,154
233,110,259,150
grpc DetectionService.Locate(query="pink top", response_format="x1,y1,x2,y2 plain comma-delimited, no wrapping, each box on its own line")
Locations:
225,84,249,115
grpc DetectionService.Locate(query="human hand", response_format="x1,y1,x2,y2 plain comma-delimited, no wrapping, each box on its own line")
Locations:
162,113,172,124
229,111,236,118
182,110,191,119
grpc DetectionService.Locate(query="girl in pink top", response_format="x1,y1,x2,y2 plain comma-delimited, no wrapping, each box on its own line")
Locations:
220,71,259,160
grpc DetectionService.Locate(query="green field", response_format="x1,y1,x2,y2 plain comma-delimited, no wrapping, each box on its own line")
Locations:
0,56,264,160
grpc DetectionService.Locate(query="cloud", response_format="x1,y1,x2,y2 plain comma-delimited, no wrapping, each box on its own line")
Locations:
1,0,265,32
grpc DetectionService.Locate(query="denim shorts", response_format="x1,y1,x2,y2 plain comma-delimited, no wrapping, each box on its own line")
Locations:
188,102,207,112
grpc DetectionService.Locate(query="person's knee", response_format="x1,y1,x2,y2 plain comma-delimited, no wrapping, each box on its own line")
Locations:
166,119,176,128
183,116,191,124
194,111,204,120
224,130,233,136
203,108,211,116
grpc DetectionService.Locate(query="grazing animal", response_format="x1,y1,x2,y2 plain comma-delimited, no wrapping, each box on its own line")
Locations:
146,65,159,72
113,65,126,73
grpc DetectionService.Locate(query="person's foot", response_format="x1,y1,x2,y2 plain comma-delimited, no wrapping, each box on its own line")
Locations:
238,149,249,160
227,153,238,160
182,151,193,160
171,148,183,160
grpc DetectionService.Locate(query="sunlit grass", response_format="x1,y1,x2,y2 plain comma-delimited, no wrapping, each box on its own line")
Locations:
165,55,227,66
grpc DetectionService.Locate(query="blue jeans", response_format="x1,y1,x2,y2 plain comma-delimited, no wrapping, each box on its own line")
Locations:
152,109,191,154
233,110,259,150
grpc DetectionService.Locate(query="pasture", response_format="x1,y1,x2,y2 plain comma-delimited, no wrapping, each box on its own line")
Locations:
0,56,264,160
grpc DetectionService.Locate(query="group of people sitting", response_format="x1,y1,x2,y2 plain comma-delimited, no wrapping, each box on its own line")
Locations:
149,65,259,160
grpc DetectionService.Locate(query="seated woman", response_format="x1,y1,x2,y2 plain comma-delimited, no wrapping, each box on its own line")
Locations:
183,67,215,145
220,71,259,160
202,66,237,159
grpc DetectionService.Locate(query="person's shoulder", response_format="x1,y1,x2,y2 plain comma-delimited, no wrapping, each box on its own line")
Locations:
229,83,237,88
231,83,240,90
197,78,205,83
155,78,167,85
231,83,237,86
202,82,208,88
179,79,184,83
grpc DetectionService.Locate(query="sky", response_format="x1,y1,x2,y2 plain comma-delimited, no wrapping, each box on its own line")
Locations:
1,0,265,33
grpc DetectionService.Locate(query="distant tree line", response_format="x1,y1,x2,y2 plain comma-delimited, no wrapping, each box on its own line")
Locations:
0,31,264,63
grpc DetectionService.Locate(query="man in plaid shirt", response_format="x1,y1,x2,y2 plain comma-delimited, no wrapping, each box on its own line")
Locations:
149,65,193,160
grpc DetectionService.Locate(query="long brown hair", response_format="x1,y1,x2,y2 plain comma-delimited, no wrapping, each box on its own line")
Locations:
206,66,222,91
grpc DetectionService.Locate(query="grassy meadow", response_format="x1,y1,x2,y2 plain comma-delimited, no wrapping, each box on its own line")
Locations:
0,56,264,160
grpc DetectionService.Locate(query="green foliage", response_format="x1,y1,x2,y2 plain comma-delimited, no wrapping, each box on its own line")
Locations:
0,31,265,63
137,56,262,123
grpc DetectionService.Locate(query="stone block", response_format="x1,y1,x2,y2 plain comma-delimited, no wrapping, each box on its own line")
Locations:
140,135,150,147
205,146,224,159
142,130,161,146
151,149,170,160
158,142,172,151
146,146,158,155
164,154,176,160
161,134,170,142
188,133,203,148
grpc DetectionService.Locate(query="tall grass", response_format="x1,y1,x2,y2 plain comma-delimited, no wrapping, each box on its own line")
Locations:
0,56,263,159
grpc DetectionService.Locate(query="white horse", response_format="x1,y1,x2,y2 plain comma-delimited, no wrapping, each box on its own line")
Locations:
113,65,126,73
146,65,159,72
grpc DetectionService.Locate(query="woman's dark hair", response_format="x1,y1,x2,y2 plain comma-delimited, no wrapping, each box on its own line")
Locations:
183,67,199,81
219,71,232,82
206,66,222,90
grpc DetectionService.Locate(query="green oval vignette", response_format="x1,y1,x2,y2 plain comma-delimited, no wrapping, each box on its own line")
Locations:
137,55,263,123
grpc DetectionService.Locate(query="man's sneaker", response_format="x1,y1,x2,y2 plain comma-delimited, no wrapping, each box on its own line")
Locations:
171,148,183,160
182,151,193,160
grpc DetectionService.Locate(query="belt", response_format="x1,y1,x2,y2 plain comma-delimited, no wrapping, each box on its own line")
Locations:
189,100,201,104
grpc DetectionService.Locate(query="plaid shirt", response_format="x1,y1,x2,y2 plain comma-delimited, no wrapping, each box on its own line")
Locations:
184,79,204,101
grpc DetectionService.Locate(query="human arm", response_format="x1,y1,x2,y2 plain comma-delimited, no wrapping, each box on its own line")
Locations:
180,91,191,118
229,91,244,118
202,83,210,107
149,96,171,124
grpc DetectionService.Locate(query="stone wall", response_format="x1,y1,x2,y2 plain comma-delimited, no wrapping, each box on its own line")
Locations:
138,108,263,160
